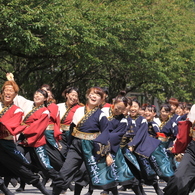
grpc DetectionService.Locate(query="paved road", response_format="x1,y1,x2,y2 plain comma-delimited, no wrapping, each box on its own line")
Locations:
7,181,195,195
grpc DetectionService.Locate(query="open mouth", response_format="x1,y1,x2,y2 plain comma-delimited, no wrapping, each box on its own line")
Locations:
34,98,42,102
4,95,11,100
91,98,96,102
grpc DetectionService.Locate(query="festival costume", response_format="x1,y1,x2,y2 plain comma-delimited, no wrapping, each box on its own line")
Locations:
11,105,60,184
14,96,63,166
101,107,139,186
58,103,81,157
159,114,179,149
44,102,64,172
128,115,174,182
157,114,180,170
57,102,84,190
0,102,50,195
148,121,160,138
102,103,112,108
163,105,195,195
53,106,118,193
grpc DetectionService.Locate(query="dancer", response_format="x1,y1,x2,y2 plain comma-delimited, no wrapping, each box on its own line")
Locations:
6,73,63,190
101,92,143,195
84,87,112,195
57,87,81,158
127,99,174,194
101,87,111,108
12,89,62,186
144,105,160,138
0,80,50,195
52,87,115,195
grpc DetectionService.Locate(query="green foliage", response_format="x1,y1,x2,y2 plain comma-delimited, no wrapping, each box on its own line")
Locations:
1,0,195,104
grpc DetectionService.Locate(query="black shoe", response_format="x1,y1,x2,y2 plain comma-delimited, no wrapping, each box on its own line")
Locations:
33,181,51,195
118,186,127,191
52,186,63,195
68,183,75,191
16,187,24,192
10,179,18,188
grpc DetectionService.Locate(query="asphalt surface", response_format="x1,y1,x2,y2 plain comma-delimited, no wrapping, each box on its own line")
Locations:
6,181,195,195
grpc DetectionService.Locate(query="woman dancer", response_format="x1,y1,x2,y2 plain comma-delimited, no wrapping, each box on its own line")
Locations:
57,87,81,158
8,87,62,193
101,92,143,195
52,87,116,195
127,99,174,194
144,105,160,138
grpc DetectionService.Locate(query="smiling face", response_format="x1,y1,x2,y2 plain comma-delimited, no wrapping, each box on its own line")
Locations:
129,101,140,117
34,92,47,107
175,106,184,116
2,85,16,106
160,107,170,121
66,90,79,107
144,107,156,121
113,101,126,116
87,90,102,108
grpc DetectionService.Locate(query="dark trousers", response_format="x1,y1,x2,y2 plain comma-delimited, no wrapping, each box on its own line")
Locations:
0,140,39,185
54,138,89,189
59,131,69,158
164,140,195,195
17,144,60,181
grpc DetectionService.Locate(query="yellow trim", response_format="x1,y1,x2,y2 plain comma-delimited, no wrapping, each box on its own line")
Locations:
3,135,13,140
60,124,70,131
72,127,100,140
46,124,54,130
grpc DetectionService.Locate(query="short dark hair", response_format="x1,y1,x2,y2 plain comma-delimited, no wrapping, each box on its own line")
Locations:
62,87,79,98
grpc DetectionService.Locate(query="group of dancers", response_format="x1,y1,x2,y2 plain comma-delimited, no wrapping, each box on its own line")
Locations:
0,72,195,195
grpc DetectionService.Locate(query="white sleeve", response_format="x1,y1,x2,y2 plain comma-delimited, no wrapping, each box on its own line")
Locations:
101,107,110,117
13,95,34,114
72,107,85,125
187,104,195,123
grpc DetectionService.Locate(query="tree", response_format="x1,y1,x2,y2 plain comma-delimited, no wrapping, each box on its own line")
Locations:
1,0,195,104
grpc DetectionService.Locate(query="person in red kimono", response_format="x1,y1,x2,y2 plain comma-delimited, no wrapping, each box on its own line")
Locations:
41,84,63,170
41,84,62,150
10,88,61,193
57,87,82,191
0,80,50,195
57,87,82,158
15,84,63,191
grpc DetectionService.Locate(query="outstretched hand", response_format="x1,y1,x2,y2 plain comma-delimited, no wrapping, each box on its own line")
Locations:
6,73,14,81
